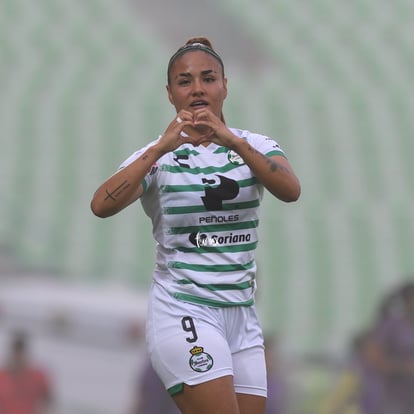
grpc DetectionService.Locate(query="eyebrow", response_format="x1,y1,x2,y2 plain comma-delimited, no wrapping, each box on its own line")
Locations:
176,69,216,79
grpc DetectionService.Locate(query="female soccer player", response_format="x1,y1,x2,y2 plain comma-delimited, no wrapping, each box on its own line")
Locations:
91,36,300,414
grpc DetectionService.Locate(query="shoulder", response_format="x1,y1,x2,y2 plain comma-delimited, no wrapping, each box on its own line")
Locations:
229,127,285,156
229,127,277,144
228,127,261,140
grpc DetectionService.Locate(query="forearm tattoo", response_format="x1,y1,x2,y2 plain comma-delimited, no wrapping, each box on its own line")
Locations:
104,180,131,202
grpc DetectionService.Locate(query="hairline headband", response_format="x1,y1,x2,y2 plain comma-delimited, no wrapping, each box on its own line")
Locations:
167,43,224,75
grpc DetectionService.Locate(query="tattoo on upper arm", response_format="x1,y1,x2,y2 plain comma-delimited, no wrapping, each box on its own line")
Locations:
248,146,290,174
104,180,131,201
266,157,290,174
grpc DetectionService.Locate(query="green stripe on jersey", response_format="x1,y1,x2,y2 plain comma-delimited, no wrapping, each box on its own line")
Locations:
173,293,254,307
173,148,200,156
176,279,252,290
161,177,258,193
266,149,286,157
213,146,230,154
162,163,240,175
169,260,255,272
177,242,258,254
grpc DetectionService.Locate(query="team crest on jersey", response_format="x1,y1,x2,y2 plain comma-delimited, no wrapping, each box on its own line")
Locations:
188,346,214,373
227,150,245,165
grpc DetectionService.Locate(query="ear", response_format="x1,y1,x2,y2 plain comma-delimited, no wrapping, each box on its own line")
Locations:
223,77,228,100
166,84,174,106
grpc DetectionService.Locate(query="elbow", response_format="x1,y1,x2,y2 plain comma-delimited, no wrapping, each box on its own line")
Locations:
287,184,301,202
281,192,300,203
276,182,301,203
90,199,111,218
285,195,300,203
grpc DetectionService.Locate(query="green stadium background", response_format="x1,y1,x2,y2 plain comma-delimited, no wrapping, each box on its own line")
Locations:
1,0,413,356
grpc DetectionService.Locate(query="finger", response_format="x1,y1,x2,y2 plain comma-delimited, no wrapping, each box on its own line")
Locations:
176,110,194,123
193,111,208,123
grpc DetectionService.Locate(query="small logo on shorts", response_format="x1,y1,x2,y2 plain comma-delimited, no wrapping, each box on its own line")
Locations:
189,346,214,373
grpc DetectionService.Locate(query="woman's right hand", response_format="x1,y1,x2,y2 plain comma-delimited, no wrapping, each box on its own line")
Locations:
157,110,213,152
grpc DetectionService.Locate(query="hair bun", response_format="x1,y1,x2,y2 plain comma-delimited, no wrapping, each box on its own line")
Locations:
185,37,213,50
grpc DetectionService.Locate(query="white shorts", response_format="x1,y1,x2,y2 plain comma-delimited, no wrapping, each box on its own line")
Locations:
146,281,267,397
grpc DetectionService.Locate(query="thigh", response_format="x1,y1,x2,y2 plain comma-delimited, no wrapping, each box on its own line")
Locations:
173,376,266,414
237,393,266,414
173,375,240,414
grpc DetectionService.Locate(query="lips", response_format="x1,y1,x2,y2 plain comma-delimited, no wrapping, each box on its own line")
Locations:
190,100,208,108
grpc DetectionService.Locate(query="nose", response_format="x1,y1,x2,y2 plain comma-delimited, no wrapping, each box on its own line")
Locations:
191,78,204,95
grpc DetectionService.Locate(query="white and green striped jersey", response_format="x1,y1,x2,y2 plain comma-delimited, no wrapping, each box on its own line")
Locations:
120,128,286,307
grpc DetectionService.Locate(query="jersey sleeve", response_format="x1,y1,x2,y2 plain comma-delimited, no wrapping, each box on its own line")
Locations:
229,128,287,158
246,131,286,158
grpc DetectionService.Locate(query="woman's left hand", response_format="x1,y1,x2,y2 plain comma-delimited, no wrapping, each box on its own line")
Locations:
191,108,239,148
